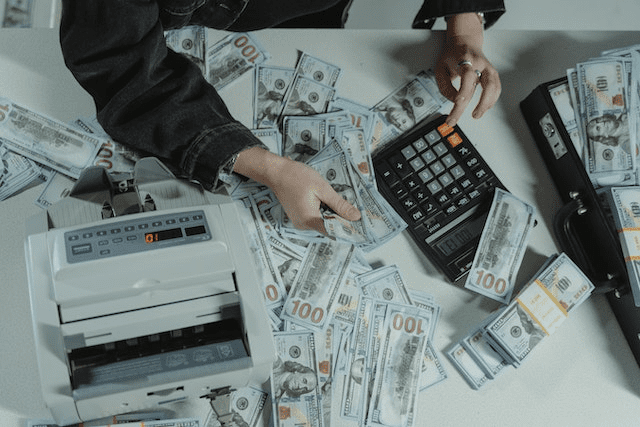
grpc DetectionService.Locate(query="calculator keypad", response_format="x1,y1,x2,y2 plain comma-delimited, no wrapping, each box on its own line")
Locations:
374,116,503,282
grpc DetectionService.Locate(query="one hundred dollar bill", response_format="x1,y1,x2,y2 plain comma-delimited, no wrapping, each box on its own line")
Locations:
365,303,429,427
370,75,443,155
465,188,537,304
271,331,322,427
254,65,295,128
357,264,412,304
446,342,490,390
0,140,42,201
280,74,336,118
294,52,342,88
165,25,207,75
0,97,103,178
485,253,595,365
577,57,636,183
608,186,640,306
206,32,270,90
281,240,356,331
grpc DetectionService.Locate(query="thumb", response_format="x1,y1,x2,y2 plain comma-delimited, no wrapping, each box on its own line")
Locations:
320,186,362,221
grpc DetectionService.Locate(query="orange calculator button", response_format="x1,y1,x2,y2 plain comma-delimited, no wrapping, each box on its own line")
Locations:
447,132,463,147
437,122,454,137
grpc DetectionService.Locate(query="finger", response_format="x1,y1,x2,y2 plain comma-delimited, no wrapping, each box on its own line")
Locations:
304,216,328,236
446,67,478,126
435,62,459,103
319,185,361,222
472,68,502,119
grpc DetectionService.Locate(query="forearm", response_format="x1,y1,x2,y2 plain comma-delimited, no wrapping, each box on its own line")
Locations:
59,0,263,189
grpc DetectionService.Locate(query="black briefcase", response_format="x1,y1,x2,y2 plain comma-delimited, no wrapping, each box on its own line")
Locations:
520,77,640,369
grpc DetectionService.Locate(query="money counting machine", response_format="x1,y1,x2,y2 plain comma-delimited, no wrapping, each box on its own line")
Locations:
24,158,275,425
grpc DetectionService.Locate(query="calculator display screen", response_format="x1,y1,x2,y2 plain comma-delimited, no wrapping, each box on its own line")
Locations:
433,214,486,257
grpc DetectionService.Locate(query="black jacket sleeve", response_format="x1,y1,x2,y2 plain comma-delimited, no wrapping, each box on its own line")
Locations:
412,0,506,29
59,0,265,189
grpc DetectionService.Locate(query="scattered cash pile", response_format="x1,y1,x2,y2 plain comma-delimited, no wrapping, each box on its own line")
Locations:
448,253,595,389
12,29,454,427
270,263,446,427
562,44,640,188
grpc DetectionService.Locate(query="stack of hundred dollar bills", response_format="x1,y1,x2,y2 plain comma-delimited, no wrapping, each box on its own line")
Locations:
562,44,640,188
448,253,595,389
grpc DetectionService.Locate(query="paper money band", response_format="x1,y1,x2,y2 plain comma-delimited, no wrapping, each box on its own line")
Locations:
516,279,568,336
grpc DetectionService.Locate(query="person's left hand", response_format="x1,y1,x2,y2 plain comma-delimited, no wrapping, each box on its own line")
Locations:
435,13,502,127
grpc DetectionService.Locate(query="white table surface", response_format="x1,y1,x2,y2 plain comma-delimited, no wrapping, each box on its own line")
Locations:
2,28,640,426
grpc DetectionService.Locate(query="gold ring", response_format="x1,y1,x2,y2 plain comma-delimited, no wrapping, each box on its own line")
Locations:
457,60,472,68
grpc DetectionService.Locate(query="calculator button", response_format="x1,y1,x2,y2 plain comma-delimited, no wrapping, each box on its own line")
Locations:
391,183,409,199
430,161,446,176
409,157,426,171
441,154,456,168
379,163,400,187
459,178,474,190
421,150,437,164
418,169,434,183
446,183,462,198
421,198,437,215
401,146,417,159
426,180,442,195
450,165,466,180
438,172,455,187
474,167,490,181
456,196,471,207
443,203,458,216
401,196,418,211
447,132,463,147
390,154,412,179
435,192,450,206
425,129,441,144
404,177,420,190
456,145,472,158
437,122,454,137
409,208,426,223
413,190,429,203
432,142,448,157
468,188,482,199
465,156,480,169
413,138,429,152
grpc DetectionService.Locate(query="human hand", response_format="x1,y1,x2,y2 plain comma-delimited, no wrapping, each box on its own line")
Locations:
435,13,501,126
233,147,361,235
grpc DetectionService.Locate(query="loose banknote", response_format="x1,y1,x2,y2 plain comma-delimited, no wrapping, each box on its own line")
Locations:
293,52,342,88
280,75,336,118
0,97,103,178
206,32,270,90
254,65,295,128
271,331,322,427
608,186,640,306
370,73,445,155
165,25,207,75
485,253,595,367
0,139,43,200
465,188,537,304
281,240,356,331
365,303,430,427
577,57,636,183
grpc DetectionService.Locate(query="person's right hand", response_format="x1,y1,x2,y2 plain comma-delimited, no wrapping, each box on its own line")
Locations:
232,147,361,235
435,13,502,127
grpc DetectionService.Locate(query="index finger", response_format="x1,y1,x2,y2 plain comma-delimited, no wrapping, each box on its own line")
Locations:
446,68,479,126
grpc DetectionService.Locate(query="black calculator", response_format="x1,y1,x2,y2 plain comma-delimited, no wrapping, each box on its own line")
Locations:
373,115,505,282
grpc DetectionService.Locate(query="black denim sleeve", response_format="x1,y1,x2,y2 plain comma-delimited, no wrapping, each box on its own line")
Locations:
59,0,265,190
412,0,506,29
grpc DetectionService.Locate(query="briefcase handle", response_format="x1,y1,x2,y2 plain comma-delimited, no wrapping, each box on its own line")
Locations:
553,191,625,295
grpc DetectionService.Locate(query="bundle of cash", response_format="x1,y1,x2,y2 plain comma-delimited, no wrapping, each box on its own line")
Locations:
448,253,595,389
464,188,537,304
608,186,640,306
563,44,640,188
